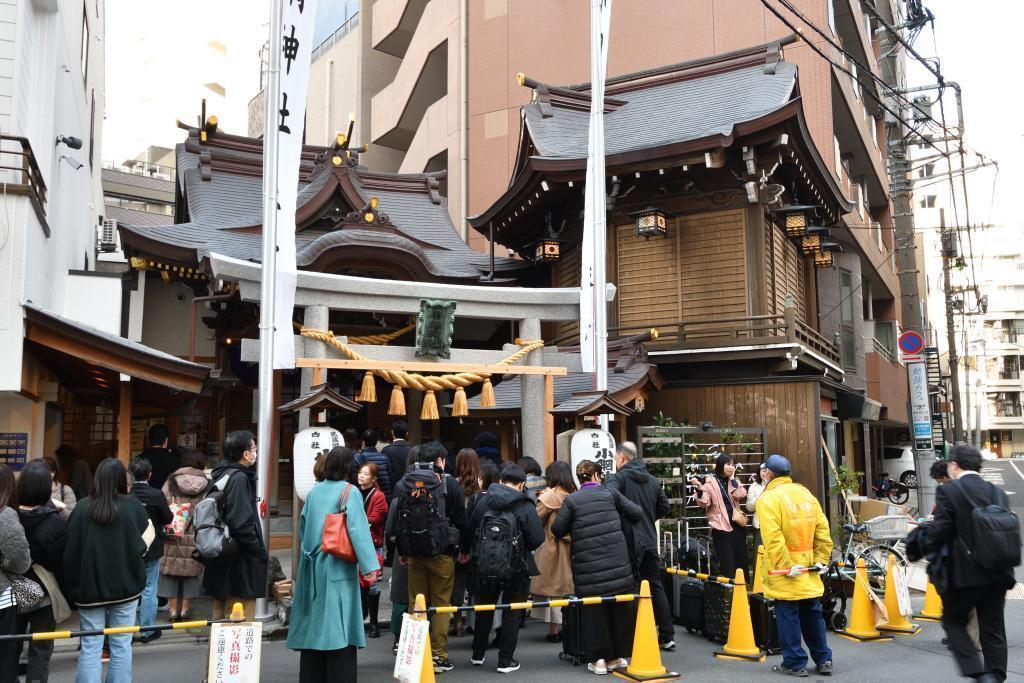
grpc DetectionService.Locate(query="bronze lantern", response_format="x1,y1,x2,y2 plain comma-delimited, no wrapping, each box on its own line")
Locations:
801,226,830,255
631,206,669,240
534,237,561,262
770,204,819,239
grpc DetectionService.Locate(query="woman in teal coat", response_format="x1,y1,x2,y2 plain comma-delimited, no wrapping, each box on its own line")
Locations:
287,447,380,682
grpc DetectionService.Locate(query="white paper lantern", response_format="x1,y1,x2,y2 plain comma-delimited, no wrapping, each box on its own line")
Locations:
569,428,617,488
293,427,343,501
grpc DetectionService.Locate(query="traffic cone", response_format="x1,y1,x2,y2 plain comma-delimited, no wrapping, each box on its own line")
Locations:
413,593,436,683
878,555,920,635
714,570,766,662
915,577,943,622
838,558,893,643
751,545,765,595
613,580,679,683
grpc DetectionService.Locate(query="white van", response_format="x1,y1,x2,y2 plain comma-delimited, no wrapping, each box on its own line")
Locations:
882,445,917,488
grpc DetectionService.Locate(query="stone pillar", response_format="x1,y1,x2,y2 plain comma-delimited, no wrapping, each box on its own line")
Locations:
520,318,544,460
293,305,329,576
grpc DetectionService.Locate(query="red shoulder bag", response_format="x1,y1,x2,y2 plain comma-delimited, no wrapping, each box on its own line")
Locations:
320,484,357,562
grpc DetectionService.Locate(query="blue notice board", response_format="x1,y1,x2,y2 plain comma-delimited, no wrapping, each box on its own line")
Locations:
0,433,28,471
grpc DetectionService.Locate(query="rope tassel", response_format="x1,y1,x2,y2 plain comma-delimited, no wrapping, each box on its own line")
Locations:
451,386,468,417
421,390,440,421
357,371,377,403
479,378,496,408
387,384,406,416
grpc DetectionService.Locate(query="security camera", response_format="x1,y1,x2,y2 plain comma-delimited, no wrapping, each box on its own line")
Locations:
56,135,83,150
58,155,84,170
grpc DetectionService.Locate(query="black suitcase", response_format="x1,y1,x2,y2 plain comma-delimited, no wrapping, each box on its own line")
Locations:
702,580,733,644
749,593,781,654
676,577,704,633
559,600,586,666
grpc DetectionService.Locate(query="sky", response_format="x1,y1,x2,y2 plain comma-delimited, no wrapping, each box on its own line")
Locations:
906,0,1024,235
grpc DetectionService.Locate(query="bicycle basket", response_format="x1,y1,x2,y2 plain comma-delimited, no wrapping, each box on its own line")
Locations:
863,515,909,541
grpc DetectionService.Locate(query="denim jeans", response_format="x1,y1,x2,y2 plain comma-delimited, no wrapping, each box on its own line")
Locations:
138,560,160,631
77,600,138,683
774,597,832,671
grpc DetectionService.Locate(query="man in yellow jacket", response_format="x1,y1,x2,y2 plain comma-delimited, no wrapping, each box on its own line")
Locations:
756,454,834,678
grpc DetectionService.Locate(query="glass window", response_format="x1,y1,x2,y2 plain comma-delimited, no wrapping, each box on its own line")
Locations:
840,269,856,370
827,0,836,35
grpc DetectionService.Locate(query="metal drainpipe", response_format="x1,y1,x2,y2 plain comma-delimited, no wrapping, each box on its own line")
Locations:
459,0,469,241
189,289,238,362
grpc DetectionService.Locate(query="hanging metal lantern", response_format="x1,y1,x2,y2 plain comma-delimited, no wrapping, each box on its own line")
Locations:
801,226,830,254
630,206,669,239
769,204,819,239
813,249,834,268
534,237,561,262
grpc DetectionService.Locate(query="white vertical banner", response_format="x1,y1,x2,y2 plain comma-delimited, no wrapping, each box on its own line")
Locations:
272,0,319,369
580,0,612,374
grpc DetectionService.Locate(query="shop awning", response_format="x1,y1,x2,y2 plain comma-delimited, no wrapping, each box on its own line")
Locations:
23,303,210,394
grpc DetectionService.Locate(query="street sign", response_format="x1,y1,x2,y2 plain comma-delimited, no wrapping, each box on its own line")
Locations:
898,331,925,356
907,361,932,446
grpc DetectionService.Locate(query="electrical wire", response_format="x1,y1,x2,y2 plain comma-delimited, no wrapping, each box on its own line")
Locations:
819,241,900,321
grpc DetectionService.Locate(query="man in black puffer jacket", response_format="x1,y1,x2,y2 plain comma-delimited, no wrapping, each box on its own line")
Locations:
606,441,675,650
467,465,544,674
552,460,642,674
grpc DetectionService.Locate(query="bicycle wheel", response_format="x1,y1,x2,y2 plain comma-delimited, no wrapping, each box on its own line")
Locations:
855,544,907,594
887,483,909,505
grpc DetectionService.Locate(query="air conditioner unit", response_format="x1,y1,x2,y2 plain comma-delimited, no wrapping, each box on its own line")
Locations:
99,219,119,253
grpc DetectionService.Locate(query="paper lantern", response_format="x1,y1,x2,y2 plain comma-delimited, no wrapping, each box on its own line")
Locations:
293,426,343,501
569,428,617,488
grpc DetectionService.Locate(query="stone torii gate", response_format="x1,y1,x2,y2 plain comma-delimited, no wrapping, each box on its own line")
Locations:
210,254,604,461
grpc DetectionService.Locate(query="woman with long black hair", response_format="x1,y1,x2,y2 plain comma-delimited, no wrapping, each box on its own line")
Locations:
0,464,30,682
691,453,748,579
64,458,150,683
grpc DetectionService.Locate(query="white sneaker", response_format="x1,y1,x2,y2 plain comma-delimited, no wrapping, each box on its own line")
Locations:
470,656,485,667
607,658,628,671
587,659,609,675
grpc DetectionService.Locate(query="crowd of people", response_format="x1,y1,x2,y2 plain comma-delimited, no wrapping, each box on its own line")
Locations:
0,416,1009,683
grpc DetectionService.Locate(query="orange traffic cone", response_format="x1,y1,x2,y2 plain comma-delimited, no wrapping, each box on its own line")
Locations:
751,545,765,595
714,570,766,662
878,555,920,635
839,558,893,643
915,577,943,622
613,580,680,683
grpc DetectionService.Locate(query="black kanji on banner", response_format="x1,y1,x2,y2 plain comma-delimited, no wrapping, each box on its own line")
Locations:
279,92,291,134
282,25,299,75
289,0,304,12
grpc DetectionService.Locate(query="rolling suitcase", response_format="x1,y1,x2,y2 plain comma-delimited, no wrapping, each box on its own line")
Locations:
677,577,704,633
702,579,733,644
749,593,781,655
559,599,586,666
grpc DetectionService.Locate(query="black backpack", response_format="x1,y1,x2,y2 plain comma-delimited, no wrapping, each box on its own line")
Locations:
394,468,448,557
475,507,524,588
957,479,1022,570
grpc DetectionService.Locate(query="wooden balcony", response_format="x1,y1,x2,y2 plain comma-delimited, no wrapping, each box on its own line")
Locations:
0,135,48,235
600,307,842,369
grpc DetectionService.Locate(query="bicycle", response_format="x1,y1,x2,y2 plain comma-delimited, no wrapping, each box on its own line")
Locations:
871,472,910,505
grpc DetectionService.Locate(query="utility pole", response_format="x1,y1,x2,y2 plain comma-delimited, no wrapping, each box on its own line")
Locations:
890,146,936,514
940,207,965,444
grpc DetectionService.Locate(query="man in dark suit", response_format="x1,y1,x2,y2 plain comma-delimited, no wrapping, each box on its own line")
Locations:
926,445,1017,683
382,419,412,502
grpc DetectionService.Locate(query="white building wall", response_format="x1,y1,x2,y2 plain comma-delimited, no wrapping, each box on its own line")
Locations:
0,0,106,390
140,276,215,361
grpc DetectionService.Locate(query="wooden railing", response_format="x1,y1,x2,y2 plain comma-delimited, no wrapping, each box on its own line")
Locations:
0,135,47,229
566,306,843,368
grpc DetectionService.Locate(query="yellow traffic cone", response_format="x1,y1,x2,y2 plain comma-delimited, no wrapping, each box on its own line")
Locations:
878,555,920,635
613,580,680,683
751,545,765,595
839,558,893,643
714,570,766,662
414,593,436,683
915,577,943,622
229,602,245,621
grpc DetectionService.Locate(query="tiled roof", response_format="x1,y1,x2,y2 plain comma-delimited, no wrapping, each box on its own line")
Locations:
118,127,525,283
104,206,174,227
523,61,797,160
